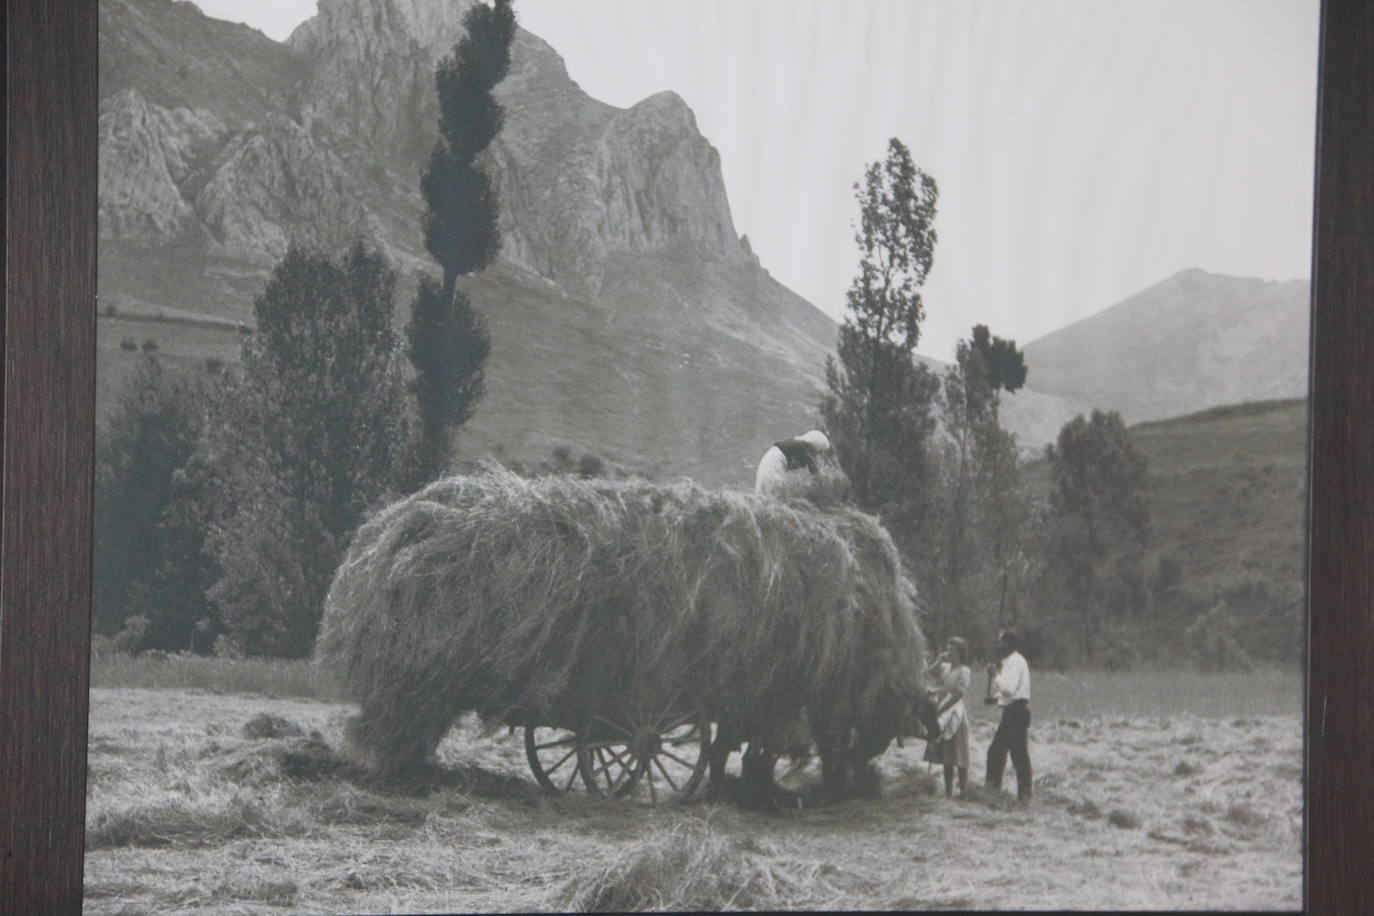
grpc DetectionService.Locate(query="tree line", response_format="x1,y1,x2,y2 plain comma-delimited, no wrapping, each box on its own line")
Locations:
94,0,517,658
819,138,1298,670
94,5,1288,670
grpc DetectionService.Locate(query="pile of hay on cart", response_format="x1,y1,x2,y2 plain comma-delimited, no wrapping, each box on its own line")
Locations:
316,467,929,776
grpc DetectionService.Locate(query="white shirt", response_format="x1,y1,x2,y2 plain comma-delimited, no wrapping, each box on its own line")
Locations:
992,651,1030,705
754,445,788,493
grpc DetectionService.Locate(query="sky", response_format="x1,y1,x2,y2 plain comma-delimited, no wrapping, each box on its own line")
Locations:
189,0,1321,361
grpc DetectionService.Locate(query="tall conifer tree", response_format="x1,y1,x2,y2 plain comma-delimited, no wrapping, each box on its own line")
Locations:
408,0,516,485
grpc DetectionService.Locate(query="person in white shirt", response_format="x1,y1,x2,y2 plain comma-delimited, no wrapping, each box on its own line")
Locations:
754,428,831,494
983,629,1033,800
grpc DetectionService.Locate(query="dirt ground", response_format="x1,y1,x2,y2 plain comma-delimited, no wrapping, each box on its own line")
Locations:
83,687,1302,913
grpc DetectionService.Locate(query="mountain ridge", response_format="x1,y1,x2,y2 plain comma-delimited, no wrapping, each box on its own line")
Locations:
97,0,1310,482
98,0,835,485
1021,268,1309,423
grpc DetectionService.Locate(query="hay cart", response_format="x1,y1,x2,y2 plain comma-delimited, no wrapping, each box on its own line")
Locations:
514,686,714,804
320,473,926,804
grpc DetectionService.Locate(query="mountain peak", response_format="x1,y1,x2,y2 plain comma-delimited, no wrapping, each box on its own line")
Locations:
1023,272,1309,423
290,0,474,54
1168,266,1209,282
638,89,691,112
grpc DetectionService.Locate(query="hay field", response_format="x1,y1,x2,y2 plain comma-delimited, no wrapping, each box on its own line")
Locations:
83,665,1302,912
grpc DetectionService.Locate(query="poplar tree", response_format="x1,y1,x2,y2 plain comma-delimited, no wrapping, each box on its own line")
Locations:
408,0,516,485
821,138,941,553
932,326,1031,647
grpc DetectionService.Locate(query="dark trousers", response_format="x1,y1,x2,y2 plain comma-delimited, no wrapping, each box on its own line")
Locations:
986,699,1032,799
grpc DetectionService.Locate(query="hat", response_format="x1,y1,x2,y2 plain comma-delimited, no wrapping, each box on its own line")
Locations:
799,429,831,451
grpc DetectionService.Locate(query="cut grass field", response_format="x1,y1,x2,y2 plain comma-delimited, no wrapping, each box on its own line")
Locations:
84,658,1302,912
91,652,1301,719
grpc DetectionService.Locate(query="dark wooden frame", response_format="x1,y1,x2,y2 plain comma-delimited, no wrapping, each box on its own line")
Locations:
2,0,1369,911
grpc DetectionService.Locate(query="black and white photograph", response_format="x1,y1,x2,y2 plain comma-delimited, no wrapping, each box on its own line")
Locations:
86,0,1316,910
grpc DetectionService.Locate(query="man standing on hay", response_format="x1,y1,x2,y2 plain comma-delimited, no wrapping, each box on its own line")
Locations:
754,428,832,494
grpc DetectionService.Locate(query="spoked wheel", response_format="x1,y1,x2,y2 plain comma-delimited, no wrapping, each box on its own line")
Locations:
524,722,586,793
578,693,711,804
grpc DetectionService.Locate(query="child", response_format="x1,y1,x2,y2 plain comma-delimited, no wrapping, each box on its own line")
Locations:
925,637,971,797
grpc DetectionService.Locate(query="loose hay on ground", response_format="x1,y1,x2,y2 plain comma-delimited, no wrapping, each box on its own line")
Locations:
317,469,928,775
557,821,836,912
87,796,282,849
241,713,306,740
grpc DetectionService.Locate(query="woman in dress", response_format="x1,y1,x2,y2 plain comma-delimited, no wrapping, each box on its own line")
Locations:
925,636,972,798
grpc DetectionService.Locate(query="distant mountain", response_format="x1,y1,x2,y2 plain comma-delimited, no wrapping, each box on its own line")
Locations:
97,0,1309,483
1021,269,1310,424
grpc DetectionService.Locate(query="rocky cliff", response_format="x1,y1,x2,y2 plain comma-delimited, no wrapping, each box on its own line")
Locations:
101,0,754,294
97,0,827,485
97,0,1308,481
98,89,225,242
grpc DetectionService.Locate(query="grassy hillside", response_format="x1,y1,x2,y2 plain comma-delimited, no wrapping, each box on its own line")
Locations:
1129,399,1308,591
1023,398,1308,665
97,250,832,488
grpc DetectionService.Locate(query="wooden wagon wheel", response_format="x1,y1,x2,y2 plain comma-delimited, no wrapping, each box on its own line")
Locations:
577,690,711,804
524,721,586,793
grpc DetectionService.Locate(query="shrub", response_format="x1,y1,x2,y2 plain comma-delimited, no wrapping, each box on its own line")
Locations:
120,337,138,351
1184,602,1255,673
93,358,214,650
576,453,605,479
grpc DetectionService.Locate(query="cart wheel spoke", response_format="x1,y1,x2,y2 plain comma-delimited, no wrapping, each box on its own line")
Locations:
659,711,697,734
659,748,696,770
525,723,587,795
582,738,633,751
663,732,697,748
589,745,631,779
548,749,578,783
561,755,582,791
611,758,638,793
593,715,633,739
597,748,616,792
579,695,711,802
653,756,681,793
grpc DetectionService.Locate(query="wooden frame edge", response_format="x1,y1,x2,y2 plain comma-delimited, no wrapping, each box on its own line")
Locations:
1,0,1369,911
